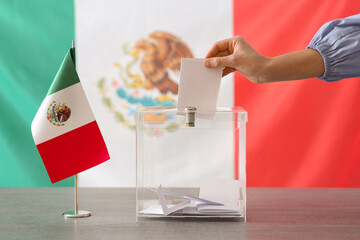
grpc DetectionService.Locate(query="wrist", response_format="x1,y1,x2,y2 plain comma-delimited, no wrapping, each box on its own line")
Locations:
255,56,273,84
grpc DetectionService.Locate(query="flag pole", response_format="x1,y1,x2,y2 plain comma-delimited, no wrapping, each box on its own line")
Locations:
62,41,91,218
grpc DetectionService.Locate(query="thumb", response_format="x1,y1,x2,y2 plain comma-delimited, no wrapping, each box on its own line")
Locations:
204,56,233,68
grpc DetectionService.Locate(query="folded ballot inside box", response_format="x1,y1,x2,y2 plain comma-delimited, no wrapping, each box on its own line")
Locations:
135,106,247,221
140,178,242,216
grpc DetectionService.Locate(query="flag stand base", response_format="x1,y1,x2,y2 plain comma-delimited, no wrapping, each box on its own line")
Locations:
62,210,91,218
62,173,91,219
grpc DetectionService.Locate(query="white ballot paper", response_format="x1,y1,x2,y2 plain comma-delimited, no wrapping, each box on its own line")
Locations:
177,58,222,114
199,177,241,207
140,178,241,216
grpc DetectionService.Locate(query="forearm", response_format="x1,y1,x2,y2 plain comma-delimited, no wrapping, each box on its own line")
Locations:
262,49,325,83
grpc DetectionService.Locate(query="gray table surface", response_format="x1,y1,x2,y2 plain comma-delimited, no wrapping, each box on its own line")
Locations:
0,188,359,240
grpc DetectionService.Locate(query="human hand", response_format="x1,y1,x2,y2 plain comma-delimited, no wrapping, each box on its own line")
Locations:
204,36,270,83
205,36,325,83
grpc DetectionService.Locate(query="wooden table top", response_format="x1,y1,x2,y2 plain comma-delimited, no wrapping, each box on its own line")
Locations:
1,188,359,240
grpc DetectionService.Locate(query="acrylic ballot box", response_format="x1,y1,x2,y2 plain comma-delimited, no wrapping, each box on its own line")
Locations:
135,107,247,221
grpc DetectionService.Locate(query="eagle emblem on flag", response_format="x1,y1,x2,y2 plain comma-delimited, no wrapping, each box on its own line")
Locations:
98,31,193,135
47,101,71,126
130,31,193,94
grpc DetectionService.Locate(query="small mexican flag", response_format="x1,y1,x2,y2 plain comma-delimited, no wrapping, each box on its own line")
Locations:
31,47,110,183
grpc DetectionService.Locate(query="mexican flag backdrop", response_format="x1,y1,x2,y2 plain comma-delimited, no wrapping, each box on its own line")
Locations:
1,0,360,187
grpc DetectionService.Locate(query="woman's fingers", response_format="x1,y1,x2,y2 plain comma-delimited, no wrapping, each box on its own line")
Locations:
222,67,236,77
205,38,233,58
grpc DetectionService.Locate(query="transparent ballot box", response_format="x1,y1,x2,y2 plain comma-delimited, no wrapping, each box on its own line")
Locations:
135,107,247,221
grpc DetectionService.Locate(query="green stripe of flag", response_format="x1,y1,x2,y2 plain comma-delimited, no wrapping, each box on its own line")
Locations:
0,0,75,187
47,48,80,96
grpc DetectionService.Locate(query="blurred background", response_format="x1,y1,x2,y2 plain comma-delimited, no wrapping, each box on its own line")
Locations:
1,0,359,187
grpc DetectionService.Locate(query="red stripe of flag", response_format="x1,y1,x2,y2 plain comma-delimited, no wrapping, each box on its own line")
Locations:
37,121,110,183
233,0,360,187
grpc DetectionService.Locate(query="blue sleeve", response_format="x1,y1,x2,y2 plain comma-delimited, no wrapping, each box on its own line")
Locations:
307,14,360,82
